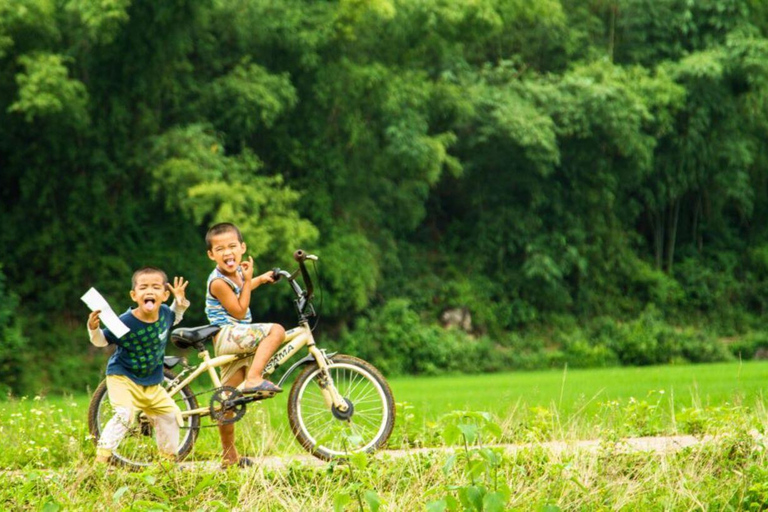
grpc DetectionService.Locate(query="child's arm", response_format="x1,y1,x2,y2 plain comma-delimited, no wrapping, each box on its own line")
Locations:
250,271,276,291
210,257,254,320
166,276,190,326
87,310,108,347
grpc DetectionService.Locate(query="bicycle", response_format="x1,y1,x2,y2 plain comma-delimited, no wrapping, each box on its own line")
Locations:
87,250,396,467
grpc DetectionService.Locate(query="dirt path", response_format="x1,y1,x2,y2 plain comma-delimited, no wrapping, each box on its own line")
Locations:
0,434,724,475
181,433,717,471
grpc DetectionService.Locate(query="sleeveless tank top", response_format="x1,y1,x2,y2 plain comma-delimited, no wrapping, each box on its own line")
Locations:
205,267,253,326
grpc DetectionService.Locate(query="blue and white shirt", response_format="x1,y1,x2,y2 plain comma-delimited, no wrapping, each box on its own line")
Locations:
205,267,252,326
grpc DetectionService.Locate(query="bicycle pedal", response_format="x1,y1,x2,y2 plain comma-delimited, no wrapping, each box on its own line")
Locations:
235,392,274,405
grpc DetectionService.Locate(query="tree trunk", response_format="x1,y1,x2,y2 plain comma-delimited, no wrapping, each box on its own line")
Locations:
652,210,664,270
666,199,681,274
692,193,703,253
608,3,618,63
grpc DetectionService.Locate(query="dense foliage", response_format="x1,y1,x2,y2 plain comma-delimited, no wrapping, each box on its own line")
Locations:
1,0,768,393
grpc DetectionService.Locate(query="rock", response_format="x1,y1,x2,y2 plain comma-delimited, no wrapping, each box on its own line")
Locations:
439,307,472,332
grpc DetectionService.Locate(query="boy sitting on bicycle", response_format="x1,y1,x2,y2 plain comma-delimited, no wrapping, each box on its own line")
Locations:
87,267,189,464
204,222,286,468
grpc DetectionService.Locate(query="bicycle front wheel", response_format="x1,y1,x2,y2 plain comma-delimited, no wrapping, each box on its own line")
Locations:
287,354,395,460
87,369,200,468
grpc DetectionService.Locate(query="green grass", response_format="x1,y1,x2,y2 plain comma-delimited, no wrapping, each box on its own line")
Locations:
4,362,768,510
390,360,768,419
1,360,767,470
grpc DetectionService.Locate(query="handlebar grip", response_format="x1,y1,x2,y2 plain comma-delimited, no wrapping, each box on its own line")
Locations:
271,268,282,282
293,250,306,262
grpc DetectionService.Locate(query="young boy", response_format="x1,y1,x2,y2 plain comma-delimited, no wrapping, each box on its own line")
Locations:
87,267,189,464
204,222,286,468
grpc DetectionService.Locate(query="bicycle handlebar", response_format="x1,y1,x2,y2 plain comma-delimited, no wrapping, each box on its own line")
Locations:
292,249,315,300
272,250,318,318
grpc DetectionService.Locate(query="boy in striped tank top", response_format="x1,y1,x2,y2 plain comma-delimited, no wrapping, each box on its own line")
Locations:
205,222,286,468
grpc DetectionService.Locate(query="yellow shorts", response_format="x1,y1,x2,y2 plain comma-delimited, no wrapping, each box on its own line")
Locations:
214,323,273,385
106,375,181,425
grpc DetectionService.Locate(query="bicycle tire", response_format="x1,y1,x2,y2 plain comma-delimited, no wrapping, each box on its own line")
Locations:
87,369,200,468
287,354,395,460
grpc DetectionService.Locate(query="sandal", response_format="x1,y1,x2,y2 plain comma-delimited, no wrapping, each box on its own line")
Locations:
221,457,255,470
241,380,283,396
238,457,255,468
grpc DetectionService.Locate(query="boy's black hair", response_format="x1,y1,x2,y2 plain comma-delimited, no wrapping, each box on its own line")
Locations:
131,267,168,289
206,222,243,249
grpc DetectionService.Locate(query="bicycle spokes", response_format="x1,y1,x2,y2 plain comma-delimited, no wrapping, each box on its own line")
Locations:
292,360,391,456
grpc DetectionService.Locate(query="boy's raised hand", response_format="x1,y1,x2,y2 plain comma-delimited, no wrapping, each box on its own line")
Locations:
240,256,255,281
167,276,190,304
88,310,102,330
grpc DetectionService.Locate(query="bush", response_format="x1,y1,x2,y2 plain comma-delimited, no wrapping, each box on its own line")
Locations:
726,331,768,360
595,308,732,366
0,265,29,396
336,298,502,376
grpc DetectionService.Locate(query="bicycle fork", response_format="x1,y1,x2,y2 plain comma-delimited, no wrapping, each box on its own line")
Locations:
307,345,350,414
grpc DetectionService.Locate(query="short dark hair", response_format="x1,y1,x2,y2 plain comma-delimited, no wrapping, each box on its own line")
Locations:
206,222,243,249
131,267,168,289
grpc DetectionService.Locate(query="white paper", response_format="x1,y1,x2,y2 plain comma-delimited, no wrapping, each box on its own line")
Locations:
81,287,130,339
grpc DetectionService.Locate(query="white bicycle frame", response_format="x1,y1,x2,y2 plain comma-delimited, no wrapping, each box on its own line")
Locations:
166,321,348,419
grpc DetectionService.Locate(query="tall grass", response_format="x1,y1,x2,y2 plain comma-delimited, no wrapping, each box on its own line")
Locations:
2,361,768,509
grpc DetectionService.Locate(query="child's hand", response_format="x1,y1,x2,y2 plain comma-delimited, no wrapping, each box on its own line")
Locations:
240,256,255,280
256,271,276,286
88,310,102,330
167,276,189,304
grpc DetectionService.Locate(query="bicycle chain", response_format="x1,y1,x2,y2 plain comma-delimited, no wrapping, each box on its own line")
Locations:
172,383,260,430
171,384,248,429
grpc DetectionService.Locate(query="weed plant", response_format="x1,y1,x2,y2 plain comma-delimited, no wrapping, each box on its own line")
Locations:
3,362,768,509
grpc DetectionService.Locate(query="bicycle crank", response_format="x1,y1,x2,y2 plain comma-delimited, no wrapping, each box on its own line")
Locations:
209,386,246,425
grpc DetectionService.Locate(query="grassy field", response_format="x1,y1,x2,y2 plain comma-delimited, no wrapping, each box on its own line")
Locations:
392,360,768,416
3,361,768,510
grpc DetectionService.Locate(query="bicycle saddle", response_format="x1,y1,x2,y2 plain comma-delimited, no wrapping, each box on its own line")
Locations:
171,325,221,349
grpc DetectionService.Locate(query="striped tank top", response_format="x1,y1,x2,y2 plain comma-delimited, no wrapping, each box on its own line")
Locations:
205,267,253,326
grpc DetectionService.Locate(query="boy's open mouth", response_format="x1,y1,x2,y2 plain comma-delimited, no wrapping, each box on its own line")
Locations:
224,257,236,268
143,298,156,312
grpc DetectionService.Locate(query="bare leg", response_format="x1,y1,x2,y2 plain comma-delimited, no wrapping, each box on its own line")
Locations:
243,324,285,388
219,368,245,467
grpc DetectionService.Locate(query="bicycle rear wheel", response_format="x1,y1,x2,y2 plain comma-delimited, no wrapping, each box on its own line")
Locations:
287,355,395,460
87,369,200,468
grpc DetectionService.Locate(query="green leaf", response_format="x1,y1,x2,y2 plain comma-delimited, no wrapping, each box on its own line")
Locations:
442,424,462,445
483,492,507,512
484,421,503,439
131,501,171,511
458,423,478,445
466,459,485,481
41,502,60,512
458,486,485,511
479,448,502,466
112,486,129,501
363,490,382,512
442,453,458,476
333,492,351,512
148,485,170,501
349,451,368,471
426,499,447,512
192,474,214,495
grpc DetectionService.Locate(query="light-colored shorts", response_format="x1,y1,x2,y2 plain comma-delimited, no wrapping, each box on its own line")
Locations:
106,374,181,425
214,323,273,385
